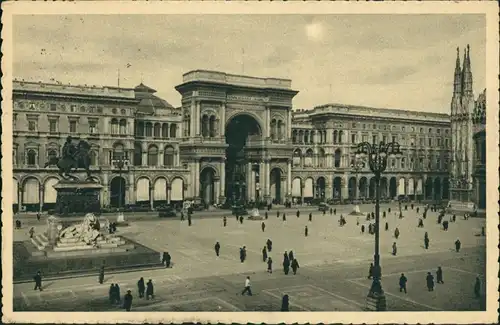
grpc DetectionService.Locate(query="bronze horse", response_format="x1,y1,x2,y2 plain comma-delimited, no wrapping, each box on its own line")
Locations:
44,140,94,181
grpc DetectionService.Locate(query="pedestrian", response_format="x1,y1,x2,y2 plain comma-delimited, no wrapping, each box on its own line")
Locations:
416,207,420,214
165,252,171,268
180,211,185,221
424,233,430,250
382,211,386,218
388,207,391,213
215,241,221,257
236,213,239,221
283,257,290,275
223,216,227,227
418,218,424,228
239,216,244,224
291,258,300,275
356,217,359,225
146,279,154,300
436,267,444,284
261,222,266,232
15,219,21,229
188,214,192,226
123,290,133,311
452,214,456,222
394,227,400,239
109,284,115,303
366,213,370,221
137,277,145,298
115,284,121,304
241,276,252,296
371,212,375,219
262,246,268,262
36,212,41,221
334,208,337,215
33,271,42,291
309,213,312,222
392,242,397,256
368,263,374,279
323,210,326,215
29,227,35,239
385,222,389,231
330,208,333,215
455,239,461,252
281,294,289,311
266,238,273,252
443,220,449,230
267,257,273,273
239,247,244,262
426,272,434,291
265,211,268,220
404,204,408,211
399,273,408,293
411,203,414,210
474,276,481,298
481,226,485,236
288,250,294,262
276,211,280,219
296,210,300,218
98,264,105,284
304,225,308,237
361,224,365,234
282,213,286,221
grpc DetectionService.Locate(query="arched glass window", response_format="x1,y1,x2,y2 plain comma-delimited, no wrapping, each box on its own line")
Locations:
133,143,142,166
201,115,209,137
304,131,309,144
162,123,169,138
145,122,153,137
112,143,125,160
292,130,297,144
27,149,37,165
333,130,338,144
334,149,341,168
48,149,58,161
401,157,406,169
277,121,283,140
305,149,313,167
148,145,158,166
170,124,177,138
153,123,161,138
310,131,315,144
338,131,344,144
163,146,175,167
135,121,144,137
209,116,216,137
111,118,119,135
119,119,127,134
293,149,302,166
270,119,277,141
318,148,326,167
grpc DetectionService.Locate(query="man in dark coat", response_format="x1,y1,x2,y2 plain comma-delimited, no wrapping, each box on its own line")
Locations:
37,212,41,222
267,257,273,273
115,284,121,304
265,211,268,219
416,207,420,213
241,246,247,262
281,294,289,311
304,225,308,237
330,208,333,215
394,227,400,239
215,242,221,257
261,222,266,232
426,272,434,291
239,216,244,224
123,290,133,311
334,208,337,215
385,222,389,231
165,252,172,268
109,284,115,303
455,239,461,252
266,239,273,252
474,277,481,298
283,257,290,275
146,279,154,300
436,267,444,284
276,211,280,218
188,214,192,226
288,250,294,262
309,213,312,222
291,258,300,275
282,213,286,221
399,273,408,293
239,247,245,262
361,224,365,234
33,271,42,291
223,216,227,227
262,246,268,262
382,211,386,218
137,277,145,298
424,233,430,250
443,220,449,230
296,210,300,218
98,265,105,284
418,218,424,228
368,263,374,279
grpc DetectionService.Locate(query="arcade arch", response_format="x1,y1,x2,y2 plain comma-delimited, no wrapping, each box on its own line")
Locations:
171,177,184,202
200,167,216,205
270,168,283,203
153,177,168,207
110,176,126,207
316,177,326,199
136,177,151,205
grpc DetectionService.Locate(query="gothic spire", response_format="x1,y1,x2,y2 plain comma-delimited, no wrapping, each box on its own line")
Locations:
462,44,474,96
453,47,462,95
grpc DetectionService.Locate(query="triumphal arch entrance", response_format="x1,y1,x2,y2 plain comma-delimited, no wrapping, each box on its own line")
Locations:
175,70,298,205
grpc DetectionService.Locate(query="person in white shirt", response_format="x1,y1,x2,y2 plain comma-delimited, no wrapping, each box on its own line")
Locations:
241,276,252,296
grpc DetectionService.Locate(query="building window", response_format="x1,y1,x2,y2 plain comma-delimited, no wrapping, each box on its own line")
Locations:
134,144,142,166
351,134,356,144
401,157,406,169
69,121,77,133
437,129,441,134
419,158,424,168
420,138,424,146
47,149,58,162
111,119,119,135
80,106,86,113
89,120,98,134
28,120,37,132
382,135,387,144
121,109,126,115
428,138,432,146
362,135,368,142
148,145,158,166
402,126,405,132
372,135,377,144
145,122,153,137
419,128,423,133
437,138,441,146
119,119,127,134
436,158,441,170
428,128,432,133
50,103,57,111
154,123,161,138
27,149,37,165
70,105,76,112
170,124,177,138
89,150,98,166
445,139,449,147
392,136,396,143
49,120,58,133
163,146,175,167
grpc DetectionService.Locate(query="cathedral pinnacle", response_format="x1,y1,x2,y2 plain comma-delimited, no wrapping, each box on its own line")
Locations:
453,47,462,96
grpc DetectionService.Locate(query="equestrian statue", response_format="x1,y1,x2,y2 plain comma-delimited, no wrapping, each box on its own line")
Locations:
44,136,96,182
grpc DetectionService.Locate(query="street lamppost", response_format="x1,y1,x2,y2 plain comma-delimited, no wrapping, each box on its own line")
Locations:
355,141,402,311
111,155,129,211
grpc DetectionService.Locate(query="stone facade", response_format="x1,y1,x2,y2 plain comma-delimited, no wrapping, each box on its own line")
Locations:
12,55,485,212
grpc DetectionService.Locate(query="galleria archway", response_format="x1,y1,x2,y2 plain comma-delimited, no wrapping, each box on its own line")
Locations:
225,114,262,204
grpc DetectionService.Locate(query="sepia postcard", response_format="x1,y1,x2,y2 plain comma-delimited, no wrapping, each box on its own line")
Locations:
1,1,498,324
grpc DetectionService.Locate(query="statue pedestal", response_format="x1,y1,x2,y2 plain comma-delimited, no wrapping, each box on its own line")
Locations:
53,181,103,216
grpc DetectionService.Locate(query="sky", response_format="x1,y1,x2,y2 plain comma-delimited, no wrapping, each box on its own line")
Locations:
13,14,486,113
